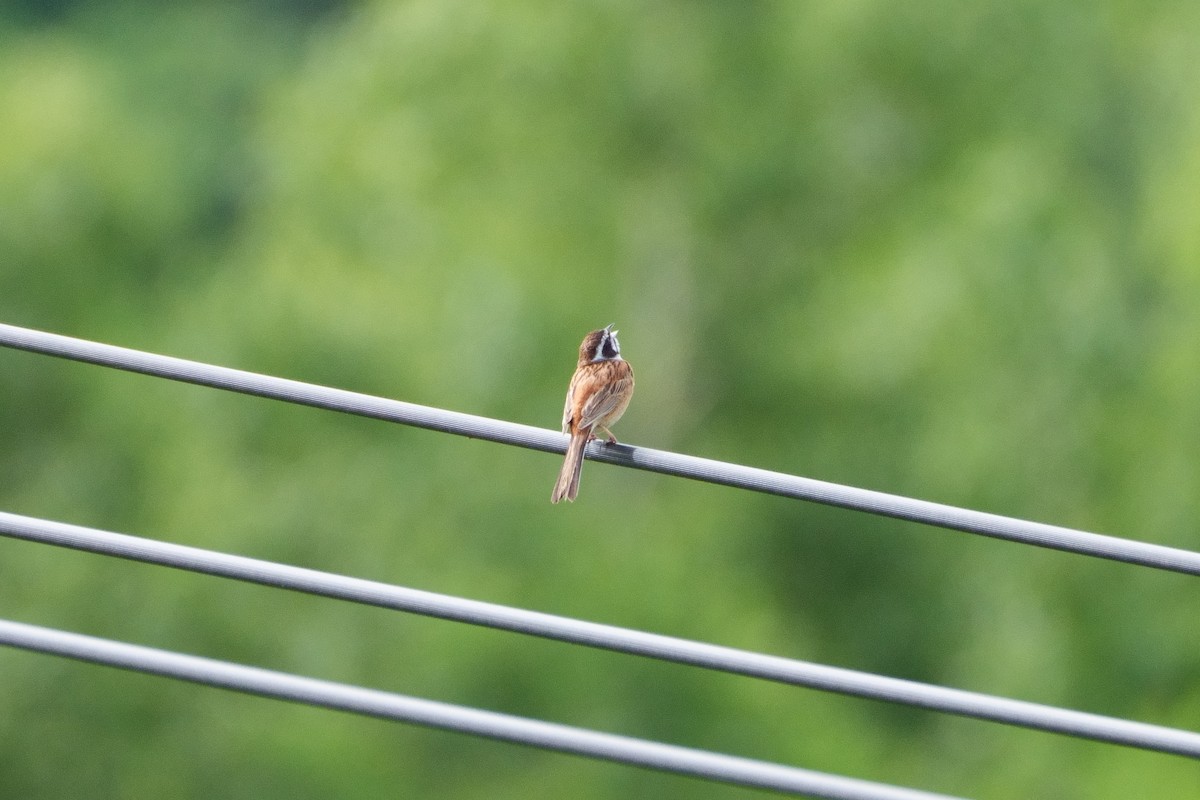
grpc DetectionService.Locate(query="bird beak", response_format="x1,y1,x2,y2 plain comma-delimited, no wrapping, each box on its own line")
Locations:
605,323,616,332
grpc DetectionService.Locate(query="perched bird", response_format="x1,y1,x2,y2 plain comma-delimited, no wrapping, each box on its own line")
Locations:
550,324,635,503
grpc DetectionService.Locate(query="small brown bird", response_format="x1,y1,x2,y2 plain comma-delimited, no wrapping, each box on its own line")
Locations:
551,324,635,503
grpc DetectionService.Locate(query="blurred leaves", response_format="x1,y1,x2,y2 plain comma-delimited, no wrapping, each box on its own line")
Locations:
2,1,1200,798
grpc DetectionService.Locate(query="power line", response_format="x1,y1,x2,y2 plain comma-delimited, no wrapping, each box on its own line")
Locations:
2,322,1197,798
0,619,966,800
1,322,1197,576
2,510,1196,759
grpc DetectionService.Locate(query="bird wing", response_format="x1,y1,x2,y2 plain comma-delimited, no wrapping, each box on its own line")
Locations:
561,383,575,433
578,374,632,430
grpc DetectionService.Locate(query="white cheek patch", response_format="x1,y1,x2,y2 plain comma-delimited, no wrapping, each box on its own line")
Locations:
592,331,622,361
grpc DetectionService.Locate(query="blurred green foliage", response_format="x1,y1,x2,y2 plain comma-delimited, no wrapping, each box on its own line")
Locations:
1,1,1199,797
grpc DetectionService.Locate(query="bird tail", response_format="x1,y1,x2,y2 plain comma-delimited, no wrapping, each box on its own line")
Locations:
550,431,588,503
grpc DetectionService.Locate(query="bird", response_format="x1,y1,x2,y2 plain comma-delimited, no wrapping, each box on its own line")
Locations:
550,324,635,503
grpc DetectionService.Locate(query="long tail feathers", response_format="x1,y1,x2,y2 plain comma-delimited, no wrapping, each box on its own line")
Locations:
550,432,589,503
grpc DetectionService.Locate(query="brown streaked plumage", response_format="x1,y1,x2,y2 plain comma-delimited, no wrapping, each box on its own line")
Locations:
550,324,635,503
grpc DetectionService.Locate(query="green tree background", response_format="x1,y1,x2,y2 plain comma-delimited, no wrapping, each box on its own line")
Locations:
1,2,1198,797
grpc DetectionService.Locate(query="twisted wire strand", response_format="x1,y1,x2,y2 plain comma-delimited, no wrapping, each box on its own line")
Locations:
0,619,965,800
1,322,1197,575
1,511,1197,759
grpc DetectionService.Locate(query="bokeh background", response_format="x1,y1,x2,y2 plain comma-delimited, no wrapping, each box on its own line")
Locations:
2,1,1199,797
